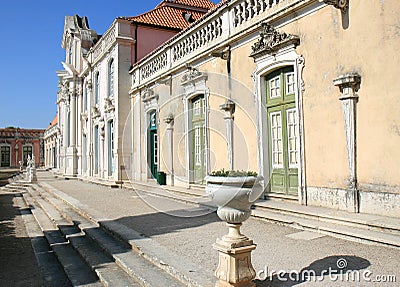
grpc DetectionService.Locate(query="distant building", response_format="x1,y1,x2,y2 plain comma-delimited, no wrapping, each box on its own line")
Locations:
44,115,59,169
0,127,44,168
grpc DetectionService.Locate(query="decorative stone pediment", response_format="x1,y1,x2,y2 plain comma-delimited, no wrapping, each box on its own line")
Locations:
57,80,70,104
62,15,98,57
104,97,115,113
181,67,207,86
141,88,158,103
250,23,300,59
322,0,349,12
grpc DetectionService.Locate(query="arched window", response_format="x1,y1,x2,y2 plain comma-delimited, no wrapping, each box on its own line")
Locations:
108,59,114,98
94,72,100,105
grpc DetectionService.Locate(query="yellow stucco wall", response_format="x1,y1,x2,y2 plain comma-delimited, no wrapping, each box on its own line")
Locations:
146,0,400,194
290,0,400,191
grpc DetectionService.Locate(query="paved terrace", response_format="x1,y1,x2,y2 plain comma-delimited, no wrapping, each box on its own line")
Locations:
36,171,399,286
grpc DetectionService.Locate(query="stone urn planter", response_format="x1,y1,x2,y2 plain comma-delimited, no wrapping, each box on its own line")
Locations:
205,171,264,287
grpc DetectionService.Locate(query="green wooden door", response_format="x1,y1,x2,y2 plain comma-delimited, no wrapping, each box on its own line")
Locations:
266,67,299,195
149,111,158,179
191,95,206,183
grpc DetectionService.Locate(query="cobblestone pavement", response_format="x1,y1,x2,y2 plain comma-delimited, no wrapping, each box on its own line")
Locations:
38,172,399,287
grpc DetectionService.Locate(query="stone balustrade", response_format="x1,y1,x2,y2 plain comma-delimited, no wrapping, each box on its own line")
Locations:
130,0,315,90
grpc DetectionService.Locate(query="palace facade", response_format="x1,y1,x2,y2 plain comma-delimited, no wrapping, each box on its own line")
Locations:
50,0,400,217
55,0,216,181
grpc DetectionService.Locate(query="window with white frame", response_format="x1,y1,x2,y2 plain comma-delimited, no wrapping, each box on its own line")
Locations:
286,72,295,95
194,125,202,166
286,108,299,167
108,59,114,98
269,76,281,99
94,72,100,105
153,133,158,165
270,111,283,168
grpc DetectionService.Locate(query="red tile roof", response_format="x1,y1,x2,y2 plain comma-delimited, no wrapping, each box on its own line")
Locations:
47,115,58,129
120,0,216,30
156,0,216,10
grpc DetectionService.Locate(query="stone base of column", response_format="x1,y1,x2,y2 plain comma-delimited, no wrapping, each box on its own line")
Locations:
65,146,78,176
213,223,257,287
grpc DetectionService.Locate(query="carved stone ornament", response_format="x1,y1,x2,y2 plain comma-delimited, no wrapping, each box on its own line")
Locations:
141,88,158,103
92,105,101,118
80,111,88,121
86,79,93,90
104,97,115,113
250,23,300,58
181,66,207,85
163,113,174,125
322,0,349,12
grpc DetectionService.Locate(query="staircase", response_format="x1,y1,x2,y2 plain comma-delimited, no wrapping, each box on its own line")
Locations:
3,174,213,287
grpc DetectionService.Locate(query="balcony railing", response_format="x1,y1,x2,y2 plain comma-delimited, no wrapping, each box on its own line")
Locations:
130,0,316,91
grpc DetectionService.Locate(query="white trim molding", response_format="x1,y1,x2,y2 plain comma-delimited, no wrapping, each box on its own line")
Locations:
181,67,209,186
251,24,306,204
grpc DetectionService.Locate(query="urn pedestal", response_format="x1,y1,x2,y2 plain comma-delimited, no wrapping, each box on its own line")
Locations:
205,176,263,287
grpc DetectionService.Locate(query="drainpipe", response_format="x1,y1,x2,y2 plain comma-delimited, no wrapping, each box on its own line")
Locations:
333,73,361,213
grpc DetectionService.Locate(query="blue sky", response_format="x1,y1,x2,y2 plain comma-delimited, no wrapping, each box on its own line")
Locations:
0,0,218,129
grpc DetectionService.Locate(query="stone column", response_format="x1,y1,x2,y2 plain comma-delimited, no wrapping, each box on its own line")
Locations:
68,81,78,176
220,100,235,170
70,83,77,148
100,120,105,178
333,73,361,213
164,114,174,186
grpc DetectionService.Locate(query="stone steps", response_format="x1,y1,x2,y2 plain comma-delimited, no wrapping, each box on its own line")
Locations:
39,182,215,287
21,187,102,286
11,192,72,286
252,199,400,248
26,183,188,287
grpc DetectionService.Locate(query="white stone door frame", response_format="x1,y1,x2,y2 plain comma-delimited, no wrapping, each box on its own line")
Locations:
253,48,306,204
181,69,210,186
142,89,159,181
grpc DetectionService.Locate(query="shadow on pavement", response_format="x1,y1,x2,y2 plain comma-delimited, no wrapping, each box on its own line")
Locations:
0,192,44,285
103,209,220,238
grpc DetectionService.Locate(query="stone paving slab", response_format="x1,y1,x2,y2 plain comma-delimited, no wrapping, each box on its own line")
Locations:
37,172,400,286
